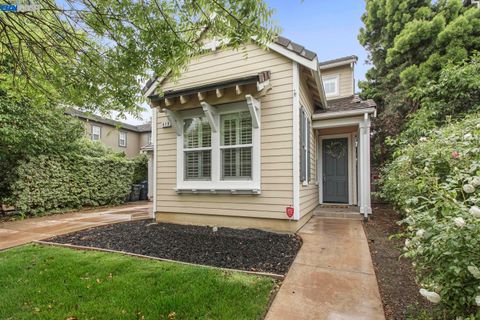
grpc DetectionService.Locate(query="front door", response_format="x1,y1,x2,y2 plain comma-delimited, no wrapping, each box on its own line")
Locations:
322,138,349,203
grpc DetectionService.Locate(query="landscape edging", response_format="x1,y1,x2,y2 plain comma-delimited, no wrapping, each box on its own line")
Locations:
33,240,285,280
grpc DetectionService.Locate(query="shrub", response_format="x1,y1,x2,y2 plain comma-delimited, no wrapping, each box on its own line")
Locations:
381,114,480,318
132,154,148,184
7,154,135,216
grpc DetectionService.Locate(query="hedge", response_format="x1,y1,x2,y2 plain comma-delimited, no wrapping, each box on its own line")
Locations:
381,114,480,318
8,154,135,216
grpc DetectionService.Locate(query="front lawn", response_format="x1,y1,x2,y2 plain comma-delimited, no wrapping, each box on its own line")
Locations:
0,244,276,319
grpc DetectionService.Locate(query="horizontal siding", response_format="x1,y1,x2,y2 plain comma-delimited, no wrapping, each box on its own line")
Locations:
155,44,294,221
322,65,354,99
162,44,290,91
299,73,319,217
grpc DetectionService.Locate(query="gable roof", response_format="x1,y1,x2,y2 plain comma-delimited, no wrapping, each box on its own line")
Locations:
274,36,317,61
66,108,151,133
142,35,320,97
319,55,358,69
315,95,376,114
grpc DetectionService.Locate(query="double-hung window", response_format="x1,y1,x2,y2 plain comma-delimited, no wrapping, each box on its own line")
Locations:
322,75,339,97
183,117,212,180
119,131,127,147
91,125,101,141
176,100,260,192
300,107,311,184
221,112,252,180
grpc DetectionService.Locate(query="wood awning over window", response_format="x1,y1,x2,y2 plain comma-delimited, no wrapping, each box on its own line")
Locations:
148,71,271,108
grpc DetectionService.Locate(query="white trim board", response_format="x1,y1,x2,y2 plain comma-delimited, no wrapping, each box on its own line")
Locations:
266,42,318,71
152,107,158,218
292,61,300,220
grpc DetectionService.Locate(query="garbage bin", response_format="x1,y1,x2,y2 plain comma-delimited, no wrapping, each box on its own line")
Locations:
139,181,148,201
130,184,142,202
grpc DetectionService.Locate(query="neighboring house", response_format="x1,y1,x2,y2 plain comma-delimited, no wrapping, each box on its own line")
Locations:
66,109,152,158
144,36,376,232
66,109,155,200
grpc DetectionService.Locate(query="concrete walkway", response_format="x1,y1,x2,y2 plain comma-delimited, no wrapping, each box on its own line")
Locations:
0,202,152,250
265,216,385,320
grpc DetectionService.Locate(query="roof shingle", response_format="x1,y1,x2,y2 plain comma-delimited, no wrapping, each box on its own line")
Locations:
315,95,376,114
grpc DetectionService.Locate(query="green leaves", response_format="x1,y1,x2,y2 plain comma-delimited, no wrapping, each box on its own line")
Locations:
381,114,480,317
8,154,136,216
0,0,278,113
359,0,480,163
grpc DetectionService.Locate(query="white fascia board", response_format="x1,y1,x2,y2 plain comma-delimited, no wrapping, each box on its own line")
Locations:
313,67,329,108
312,107,376,121
143,75,166,99
319,59,357,70
267,42,318,71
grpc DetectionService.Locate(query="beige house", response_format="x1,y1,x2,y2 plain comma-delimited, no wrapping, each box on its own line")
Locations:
144,36,376,232
66,109,152,158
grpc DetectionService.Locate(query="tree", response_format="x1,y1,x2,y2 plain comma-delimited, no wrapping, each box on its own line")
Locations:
0,0,278,115
0,91,85,202
358,0,480,163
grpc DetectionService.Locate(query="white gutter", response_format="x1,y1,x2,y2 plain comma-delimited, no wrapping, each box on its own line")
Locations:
312,107,376,120
319,58,357,70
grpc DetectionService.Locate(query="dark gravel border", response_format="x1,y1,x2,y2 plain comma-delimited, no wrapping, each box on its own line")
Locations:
46,220,302,275
363,204,433,319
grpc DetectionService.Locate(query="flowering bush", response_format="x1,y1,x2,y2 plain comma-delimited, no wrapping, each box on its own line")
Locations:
381,114,480,318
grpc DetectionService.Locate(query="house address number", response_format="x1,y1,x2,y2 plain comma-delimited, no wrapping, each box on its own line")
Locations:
161,121,172,128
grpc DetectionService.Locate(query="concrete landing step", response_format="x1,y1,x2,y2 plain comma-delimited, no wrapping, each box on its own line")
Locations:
313,208,363,220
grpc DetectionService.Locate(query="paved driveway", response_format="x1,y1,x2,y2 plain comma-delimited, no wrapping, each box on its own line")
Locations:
265,216,385,320
0,202,152,250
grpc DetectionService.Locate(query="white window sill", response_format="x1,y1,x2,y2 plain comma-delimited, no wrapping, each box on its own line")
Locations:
175,188,261,195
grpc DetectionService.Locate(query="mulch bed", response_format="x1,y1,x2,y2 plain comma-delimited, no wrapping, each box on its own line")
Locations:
46,220,302,275
364,204,433,320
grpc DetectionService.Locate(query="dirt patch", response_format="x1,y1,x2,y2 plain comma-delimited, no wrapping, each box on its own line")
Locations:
364,204,432,320
46,220,302,275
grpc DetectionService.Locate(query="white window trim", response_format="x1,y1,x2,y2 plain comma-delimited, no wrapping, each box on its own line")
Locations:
119,131,127,147
175,99,261,192
300,106,311,186
322,74,339,97
91,125,101,141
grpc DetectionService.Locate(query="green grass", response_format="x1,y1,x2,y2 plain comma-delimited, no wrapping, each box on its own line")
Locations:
0,244,277,320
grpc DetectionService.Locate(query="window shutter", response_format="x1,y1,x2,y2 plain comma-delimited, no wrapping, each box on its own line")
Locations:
306,119,311,182
300,109,306,182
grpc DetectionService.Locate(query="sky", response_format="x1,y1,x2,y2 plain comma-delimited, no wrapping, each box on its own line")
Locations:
122,0,369,125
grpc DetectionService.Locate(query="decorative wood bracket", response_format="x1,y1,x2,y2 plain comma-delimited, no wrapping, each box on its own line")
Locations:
162,108,182,136
200,101,218,132
245,94,260,129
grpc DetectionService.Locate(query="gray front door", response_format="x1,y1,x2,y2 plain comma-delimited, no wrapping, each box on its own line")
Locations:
322,138,349,203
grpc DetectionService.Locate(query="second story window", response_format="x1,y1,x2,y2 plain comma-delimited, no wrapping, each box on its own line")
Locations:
91,125,101,141
119,131,127,147
322,75,339,97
